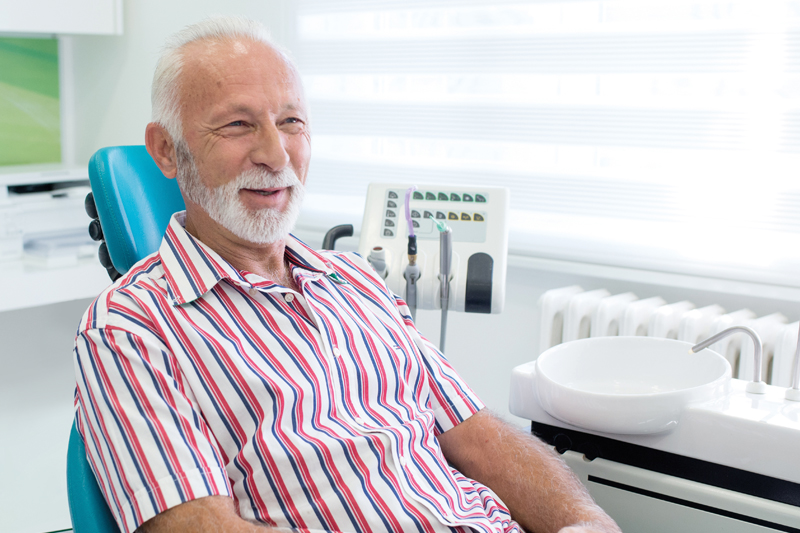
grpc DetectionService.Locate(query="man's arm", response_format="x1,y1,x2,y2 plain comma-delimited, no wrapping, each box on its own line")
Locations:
137,496,350,533
136,496,271,533
437,409,621,533
137,496,263,532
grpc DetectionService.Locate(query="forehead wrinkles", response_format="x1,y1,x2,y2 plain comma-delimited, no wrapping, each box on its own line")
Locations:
179,39,300,107
176,41,221,110
173,42,309,140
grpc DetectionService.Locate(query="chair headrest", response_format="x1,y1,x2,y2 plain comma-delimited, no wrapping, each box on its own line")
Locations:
88,146,185,274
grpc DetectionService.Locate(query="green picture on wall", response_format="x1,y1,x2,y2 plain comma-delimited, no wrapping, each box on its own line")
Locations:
0,37,60,166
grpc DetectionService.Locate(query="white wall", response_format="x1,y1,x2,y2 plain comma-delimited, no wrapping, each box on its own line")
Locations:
67,0,291,166
0,297,94,533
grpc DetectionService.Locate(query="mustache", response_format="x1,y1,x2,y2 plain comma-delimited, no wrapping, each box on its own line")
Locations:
233,166,301,190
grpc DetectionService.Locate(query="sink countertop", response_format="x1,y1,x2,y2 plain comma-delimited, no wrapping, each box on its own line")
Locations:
510,360,800,484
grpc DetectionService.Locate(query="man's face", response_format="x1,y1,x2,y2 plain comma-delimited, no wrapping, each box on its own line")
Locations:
175,38,311,244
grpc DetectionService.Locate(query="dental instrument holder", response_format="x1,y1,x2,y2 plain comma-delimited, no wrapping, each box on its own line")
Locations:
691,326,767,394
433,219,453,353
786,322,800,401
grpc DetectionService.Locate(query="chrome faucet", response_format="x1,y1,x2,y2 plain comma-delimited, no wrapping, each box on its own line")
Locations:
787,322,800,401
691,326,766,394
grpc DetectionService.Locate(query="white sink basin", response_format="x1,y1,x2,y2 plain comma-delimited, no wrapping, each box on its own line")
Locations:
535,337,732,434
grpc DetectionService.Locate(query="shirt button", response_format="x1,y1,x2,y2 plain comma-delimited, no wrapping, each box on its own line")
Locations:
249,288,258,297
332,347,342,357
284,293,295,303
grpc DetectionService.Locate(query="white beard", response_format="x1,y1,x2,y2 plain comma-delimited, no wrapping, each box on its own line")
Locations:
176,143,305,245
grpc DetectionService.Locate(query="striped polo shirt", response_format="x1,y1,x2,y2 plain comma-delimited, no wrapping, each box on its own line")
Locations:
74,212,520,533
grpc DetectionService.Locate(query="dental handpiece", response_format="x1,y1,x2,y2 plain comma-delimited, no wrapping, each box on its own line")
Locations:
439,227,452,306
404,186,421,320
439,226,452,353
430,216,453,353
404,234,420,321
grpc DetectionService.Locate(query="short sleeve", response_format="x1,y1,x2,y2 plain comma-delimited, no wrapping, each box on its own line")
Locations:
74,326,232,533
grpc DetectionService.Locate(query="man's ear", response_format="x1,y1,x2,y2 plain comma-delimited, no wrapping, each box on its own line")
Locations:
145,122,178,179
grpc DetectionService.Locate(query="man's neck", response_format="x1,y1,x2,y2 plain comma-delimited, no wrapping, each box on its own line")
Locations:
183,205,299,292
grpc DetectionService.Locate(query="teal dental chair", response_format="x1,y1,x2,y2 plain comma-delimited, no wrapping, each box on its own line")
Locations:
69,145,353,532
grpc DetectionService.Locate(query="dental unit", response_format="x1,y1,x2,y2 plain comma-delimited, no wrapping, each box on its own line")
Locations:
361,183,509,351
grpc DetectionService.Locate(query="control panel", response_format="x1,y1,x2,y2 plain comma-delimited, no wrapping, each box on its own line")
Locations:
359,183,509,314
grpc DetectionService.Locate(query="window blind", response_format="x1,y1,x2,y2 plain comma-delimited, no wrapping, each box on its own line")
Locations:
293,0,800,287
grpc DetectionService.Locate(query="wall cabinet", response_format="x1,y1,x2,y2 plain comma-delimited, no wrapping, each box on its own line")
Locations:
0,0,122,35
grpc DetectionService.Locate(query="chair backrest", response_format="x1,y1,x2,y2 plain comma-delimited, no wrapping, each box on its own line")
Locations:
88,145,185,274
69,146,184,532
67,422,121,533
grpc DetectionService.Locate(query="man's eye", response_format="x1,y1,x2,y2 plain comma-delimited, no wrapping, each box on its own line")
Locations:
284,117,300,124
228,120,245,127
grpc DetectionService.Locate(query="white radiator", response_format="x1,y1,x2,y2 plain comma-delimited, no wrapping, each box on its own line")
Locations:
538,286,798,386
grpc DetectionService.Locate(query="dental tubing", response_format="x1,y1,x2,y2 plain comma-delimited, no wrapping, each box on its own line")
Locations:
405,186,417,238
403,186,421,321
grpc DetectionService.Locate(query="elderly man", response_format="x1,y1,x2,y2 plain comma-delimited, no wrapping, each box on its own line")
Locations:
74,16,620,533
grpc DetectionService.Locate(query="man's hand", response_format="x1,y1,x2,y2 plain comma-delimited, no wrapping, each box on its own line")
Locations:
437,409,621,533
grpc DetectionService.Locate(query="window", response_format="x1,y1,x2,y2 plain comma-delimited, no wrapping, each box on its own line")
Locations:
293,0,800,287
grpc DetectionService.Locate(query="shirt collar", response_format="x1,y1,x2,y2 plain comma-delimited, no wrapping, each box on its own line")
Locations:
159,211,336,306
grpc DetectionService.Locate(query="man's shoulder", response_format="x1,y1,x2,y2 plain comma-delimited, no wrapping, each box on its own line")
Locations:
77,251,169,334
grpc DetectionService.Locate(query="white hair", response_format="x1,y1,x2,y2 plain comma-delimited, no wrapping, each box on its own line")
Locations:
151,16,290,142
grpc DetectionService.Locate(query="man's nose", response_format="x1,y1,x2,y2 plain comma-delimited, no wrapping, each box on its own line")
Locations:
252,123,290,171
